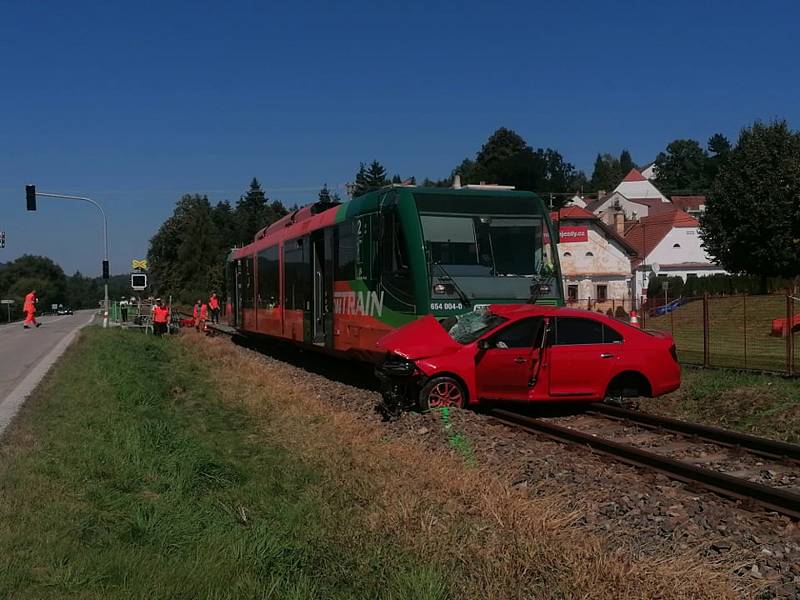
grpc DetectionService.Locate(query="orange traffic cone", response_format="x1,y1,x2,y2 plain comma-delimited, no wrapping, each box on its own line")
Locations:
630,310,640,328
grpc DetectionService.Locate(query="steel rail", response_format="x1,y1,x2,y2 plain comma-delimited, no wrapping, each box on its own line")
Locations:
587,403,800,463
488,408,800,520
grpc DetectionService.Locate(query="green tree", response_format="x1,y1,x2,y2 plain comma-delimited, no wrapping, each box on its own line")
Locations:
653,139,710,194
353,161,389,196
391,174,402,184
318,184,336,205
475,127,528,166
707,133,731,156
0,255,67,318
590,153,621,192
700,120,800,288
235,178,273,245
619,149,635,174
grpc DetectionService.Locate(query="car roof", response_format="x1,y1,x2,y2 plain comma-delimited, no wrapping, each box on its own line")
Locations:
488,304,598,319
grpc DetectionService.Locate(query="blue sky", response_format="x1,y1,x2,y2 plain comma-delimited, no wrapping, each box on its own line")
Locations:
1,0,798,275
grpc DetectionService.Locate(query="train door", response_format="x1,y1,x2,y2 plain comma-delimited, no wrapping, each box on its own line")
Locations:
236,258,244,327
311,231,326,345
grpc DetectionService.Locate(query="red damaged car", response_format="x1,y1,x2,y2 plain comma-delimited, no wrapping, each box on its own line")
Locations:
376,305,680,413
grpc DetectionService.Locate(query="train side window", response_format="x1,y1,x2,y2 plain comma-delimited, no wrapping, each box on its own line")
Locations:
257,245,280,308
283,238,309,310
335,221,356,280
382,209,409,274
356,214,379,281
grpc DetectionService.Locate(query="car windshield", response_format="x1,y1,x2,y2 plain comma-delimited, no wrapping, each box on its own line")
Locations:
445,310,507,344
419,214,543,276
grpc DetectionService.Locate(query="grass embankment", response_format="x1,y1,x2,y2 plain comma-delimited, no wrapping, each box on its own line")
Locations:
0,328,736,599
642,368,800,443
0,329,449,599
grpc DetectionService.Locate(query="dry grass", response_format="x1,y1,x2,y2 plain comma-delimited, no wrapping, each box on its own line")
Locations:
186,334,739,600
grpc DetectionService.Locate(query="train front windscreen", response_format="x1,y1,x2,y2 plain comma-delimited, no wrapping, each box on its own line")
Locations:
415,196,562,311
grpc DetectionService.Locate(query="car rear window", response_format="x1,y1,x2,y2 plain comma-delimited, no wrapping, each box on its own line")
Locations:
549,317,623,345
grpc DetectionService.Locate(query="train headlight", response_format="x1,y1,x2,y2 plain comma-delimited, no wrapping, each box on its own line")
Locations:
433,283,447,295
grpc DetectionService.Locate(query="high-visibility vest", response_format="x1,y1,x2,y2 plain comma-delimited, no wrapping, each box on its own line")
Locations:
153,306,170,323
199,304,208,320
193,305,200,318
209,296,219,310
24,292,36,312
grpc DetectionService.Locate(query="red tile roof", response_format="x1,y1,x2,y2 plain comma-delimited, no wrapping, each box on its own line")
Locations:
550,206,597,221
622,168,647,182
623,207,698,261
670,195,706,211
552,207,638,256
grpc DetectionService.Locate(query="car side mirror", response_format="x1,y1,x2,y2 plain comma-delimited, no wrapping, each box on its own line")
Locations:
477,339,490,351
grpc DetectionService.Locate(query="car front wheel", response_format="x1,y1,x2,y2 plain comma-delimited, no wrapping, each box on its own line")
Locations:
418,376,466,411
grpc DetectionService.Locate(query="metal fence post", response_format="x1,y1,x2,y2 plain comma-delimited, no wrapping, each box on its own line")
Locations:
787,292,795,376
703,293,710,367
742,293,747,370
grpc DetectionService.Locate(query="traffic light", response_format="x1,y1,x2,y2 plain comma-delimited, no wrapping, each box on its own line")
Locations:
25,185,36,211
102,260,109,280
0,232,5,248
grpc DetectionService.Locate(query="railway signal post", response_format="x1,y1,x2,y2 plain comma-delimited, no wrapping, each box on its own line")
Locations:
25,184,111,328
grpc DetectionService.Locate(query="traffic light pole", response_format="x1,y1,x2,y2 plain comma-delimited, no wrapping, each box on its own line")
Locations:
30,192,110,329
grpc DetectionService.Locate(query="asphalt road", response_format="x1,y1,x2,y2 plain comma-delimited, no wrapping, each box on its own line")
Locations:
0,310,97,436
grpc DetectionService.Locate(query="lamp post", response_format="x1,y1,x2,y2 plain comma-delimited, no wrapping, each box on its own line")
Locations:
25,185,110,328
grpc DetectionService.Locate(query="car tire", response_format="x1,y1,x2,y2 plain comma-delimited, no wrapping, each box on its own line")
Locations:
418,376,467,411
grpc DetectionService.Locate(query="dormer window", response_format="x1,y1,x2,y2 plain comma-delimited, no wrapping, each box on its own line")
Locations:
585,251,594,257
563,252,572,257
673,243,681,248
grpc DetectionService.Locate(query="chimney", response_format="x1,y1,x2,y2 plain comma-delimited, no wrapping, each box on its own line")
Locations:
614,211,625,235
453,174,462,189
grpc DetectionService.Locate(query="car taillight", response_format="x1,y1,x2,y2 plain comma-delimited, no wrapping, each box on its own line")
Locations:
669,344,678,363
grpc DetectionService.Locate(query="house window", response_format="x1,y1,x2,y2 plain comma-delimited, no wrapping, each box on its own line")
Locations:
568,285,578,302
585,251,594,257
673,243,681,248
596,285,608,302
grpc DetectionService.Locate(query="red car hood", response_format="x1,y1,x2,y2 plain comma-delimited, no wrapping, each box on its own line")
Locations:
377,315,462,360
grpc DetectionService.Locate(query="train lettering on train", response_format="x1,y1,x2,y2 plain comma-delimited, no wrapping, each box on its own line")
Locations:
225,184,563,361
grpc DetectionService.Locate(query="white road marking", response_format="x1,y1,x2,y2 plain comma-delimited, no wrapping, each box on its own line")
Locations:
0,312,96,438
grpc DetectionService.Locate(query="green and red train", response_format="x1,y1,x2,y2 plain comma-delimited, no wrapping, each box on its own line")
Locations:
225,185,564,361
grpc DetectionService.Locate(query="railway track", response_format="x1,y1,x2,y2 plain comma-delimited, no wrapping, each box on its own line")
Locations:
488,406,800,520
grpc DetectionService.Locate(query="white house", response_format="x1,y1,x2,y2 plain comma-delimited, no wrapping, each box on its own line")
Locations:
552,206,638,310
640,163,657,180
623,207,726,301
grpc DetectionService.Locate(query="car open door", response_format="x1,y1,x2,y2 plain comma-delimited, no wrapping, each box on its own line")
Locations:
475,317,544,400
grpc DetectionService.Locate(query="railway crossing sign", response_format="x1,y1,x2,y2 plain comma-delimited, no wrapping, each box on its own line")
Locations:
651,263,660,275
132,259,148,270
131,273,148,291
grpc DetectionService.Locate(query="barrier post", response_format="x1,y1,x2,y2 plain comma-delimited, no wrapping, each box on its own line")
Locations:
703,293,710,367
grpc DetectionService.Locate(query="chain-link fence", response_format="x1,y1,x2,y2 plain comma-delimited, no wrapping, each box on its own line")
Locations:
570,293,798,375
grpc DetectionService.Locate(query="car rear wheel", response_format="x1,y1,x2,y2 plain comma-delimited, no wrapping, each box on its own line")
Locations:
419,376,466,411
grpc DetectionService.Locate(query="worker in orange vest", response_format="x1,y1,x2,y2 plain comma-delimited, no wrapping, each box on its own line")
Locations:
197,301,209,332
152,299,170,336
23,290,41,329
193,299,201,328
209,293,220,324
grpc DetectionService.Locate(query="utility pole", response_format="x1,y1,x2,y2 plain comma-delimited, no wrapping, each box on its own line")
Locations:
25,185,110,328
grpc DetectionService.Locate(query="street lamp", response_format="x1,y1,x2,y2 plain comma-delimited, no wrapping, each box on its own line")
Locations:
25,185,111,328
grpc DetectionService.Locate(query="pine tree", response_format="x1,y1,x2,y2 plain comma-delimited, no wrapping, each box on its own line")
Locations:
364,160,388,190
353,163,369,197
235,178,270,244
619,149,635,174
318,184,334,204
391,174,402,184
